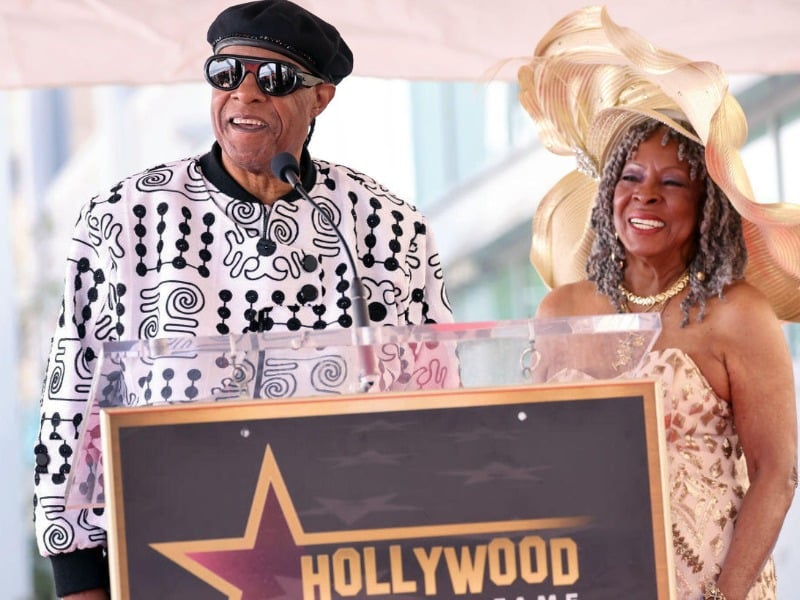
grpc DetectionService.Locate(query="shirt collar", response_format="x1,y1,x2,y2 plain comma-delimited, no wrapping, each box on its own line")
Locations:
198,142,317,203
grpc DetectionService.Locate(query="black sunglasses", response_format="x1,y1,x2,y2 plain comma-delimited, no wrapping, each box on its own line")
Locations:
204,55,327,96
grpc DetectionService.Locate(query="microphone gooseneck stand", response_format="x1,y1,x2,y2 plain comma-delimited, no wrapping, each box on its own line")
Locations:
270,152,378,392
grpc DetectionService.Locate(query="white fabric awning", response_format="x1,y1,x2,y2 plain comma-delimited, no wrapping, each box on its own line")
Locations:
1,0,799,90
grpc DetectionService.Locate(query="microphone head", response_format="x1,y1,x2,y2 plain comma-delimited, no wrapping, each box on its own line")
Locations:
270,152,301,184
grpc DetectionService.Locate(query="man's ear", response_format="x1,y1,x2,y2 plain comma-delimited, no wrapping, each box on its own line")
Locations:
313,83,337,117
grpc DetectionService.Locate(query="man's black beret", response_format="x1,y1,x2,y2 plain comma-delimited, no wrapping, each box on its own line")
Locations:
207,0,353,84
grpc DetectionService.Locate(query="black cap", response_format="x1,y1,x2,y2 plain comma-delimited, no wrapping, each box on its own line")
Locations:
207,0,354,84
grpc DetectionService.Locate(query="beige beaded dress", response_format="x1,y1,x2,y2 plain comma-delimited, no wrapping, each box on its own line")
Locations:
637,348,776,599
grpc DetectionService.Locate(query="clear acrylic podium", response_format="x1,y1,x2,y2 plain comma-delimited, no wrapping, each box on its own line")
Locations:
65,314,675,599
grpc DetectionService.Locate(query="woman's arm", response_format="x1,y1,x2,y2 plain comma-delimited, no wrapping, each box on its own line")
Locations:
715,285,798,599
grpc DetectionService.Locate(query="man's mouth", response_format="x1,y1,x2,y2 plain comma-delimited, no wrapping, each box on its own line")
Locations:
231,117,266,129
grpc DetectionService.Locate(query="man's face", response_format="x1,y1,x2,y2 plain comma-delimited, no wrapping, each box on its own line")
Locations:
209,45,335,179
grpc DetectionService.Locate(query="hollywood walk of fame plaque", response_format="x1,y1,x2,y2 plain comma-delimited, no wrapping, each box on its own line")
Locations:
101,379,674,599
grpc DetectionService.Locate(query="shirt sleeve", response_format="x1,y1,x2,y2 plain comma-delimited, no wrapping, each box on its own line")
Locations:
33,197,117,591
402,211,453,326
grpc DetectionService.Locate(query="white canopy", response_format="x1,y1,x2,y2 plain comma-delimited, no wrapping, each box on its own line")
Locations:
2,0,799,90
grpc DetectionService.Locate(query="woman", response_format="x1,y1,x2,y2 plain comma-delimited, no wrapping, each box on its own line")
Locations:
539,116,795,600
519,7,799,599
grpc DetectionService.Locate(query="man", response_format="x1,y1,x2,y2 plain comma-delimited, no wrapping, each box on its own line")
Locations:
33,1,452,597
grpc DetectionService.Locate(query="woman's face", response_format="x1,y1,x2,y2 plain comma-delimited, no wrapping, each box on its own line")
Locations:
612,130,704,265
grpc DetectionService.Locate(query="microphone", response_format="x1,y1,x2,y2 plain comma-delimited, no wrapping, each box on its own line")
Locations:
270,152,377,392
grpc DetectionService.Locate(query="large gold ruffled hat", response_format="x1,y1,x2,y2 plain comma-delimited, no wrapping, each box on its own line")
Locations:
518,5,800,321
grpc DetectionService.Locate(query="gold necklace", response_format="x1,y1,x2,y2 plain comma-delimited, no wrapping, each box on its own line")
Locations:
619,271,690,310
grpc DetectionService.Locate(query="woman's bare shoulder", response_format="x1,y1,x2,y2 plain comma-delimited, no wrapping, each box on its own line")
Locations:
699,279,785,347
536,280,608,318
708,280,779,325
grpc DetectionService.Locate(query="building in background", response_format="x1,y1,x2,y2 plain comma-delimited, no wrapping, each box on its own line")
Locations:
2,73,799,598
